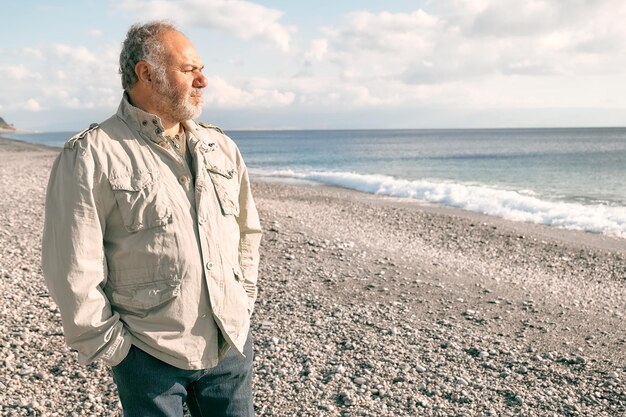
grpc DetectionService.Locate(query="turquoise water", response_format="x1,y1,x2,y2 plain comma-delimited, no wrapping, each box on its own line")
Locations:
5,128,626,238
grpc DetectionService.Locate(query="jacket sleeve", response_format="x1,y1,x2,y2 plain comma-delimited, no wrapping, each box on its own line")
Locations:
235,148,262,315
41,137,132,366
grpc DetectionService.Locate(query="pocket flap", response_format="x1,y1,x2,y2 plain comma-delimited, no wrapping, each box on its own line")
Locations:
207,164,236,179
109,171,158,191
203,152,236,179
110,279,181,315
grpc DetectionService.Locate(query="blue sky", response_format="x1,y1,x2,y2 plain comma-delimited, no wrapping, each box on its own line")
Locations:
1,0,626,131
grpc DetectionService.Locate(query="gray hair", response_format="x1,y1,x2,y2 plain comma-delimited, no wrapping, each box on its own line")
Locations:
119,21,178,91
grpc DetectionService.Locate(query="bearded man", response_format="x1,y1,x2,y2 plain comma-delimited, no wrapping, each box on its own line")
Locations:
42,21,261,417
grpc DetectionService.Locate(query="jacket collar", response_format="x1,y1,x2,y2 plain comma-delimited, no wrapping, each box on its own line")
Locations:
117,93,171,145
182,119,217,152
116,94,218,152
116,94,228,172
183,119,235,177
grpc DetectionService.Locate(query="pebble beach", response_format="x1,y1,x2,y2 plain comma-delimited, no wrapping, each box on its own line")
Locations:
1,136,625,416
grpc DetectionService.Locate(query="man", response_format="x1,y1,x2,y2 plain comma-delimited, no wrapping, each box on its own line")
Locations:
42,21,262,417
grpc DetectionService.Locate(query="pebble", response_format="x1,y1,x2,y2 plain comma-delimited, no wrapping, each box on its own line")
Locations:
414,364,427,373
333,365,346,374
457,377,469,386
353,377,367,386
18,366,34,376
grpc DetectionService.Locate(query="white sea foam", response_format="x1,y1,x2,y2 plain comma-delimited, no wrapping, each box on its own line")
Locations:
252,169,626,239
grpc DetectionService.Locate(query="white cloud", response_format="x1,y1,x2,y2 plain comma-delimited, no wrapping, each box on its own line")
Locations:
48,42,120,92
116,0,294,52
0,39,121,116
305,39,327,62
323,10,441,56
469,1,559,36
22,48,43,59
204,76,295,108
23,98,43,111
296,1,626,111
2,65,42,81
54,44,100,64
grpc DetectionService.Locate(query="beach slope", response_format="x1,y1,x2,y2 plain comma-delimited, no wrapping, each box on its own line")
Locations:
0,137,624,416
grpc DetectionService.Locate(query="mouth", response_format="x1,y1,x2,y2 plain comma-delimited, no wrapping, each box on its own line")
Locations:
191,93,203,105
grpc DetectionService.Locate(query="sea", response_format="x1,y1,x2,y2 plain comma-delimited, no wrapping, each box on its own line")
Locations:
4,128,626,239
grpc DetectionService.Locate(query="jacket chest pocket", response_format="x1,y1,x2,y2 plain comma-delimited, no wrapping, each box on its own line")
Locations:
203,153,240,216
208,171,240,216
108,171,172,232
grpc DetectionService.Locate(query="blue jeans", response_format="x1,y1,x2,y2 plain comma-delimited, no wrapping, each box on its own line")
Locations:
111,333,254,417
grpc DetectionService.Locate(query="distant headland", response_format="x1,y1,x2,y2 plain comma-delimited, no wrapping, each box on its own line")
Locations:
0,116,17,133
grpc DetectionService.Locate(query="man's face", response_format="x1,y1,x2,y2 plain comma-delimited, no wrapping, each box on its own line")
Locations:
152,30,207,123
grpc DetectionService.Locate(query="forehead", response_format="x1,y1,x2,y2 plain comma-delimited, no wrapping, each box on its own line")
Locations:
159,30,202,66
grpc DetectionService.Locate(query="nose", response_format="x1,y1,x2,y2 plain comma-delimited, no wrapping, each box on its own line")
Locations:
194,72,208,89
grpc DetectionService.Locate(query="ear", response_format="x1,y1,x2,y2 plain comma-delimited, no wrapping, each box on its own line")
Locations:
135,61,153,84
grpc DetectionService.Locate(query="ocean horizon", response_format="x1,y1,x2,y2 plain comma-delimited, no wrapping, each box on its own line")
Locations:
4,127,626,239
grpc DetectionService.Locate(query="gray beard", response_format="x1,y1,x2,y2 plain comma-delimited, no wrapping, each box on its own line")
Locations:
155,78,202,122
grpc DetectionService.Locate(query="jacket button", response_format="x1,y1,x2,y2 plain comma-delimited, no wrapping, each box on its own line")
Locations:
205,262,213,270
198,218,206,225
178,176,190,185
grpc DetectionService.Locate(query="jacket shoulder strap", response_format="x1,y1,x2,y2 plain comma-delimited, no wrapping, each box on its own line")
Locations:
64,123,100,149
198,121,225,135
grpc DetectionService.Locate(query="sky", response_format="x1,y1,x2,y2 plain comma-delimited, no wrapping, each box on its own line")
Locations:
1,0,626,131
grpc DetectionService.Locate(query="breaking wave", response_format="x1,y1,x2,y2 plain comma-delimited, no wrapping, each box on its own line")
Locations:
252,169,626,239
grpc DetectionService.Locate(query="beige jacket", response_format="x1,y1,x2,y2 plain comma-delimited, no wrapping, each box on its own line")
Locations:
42,96,262,368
